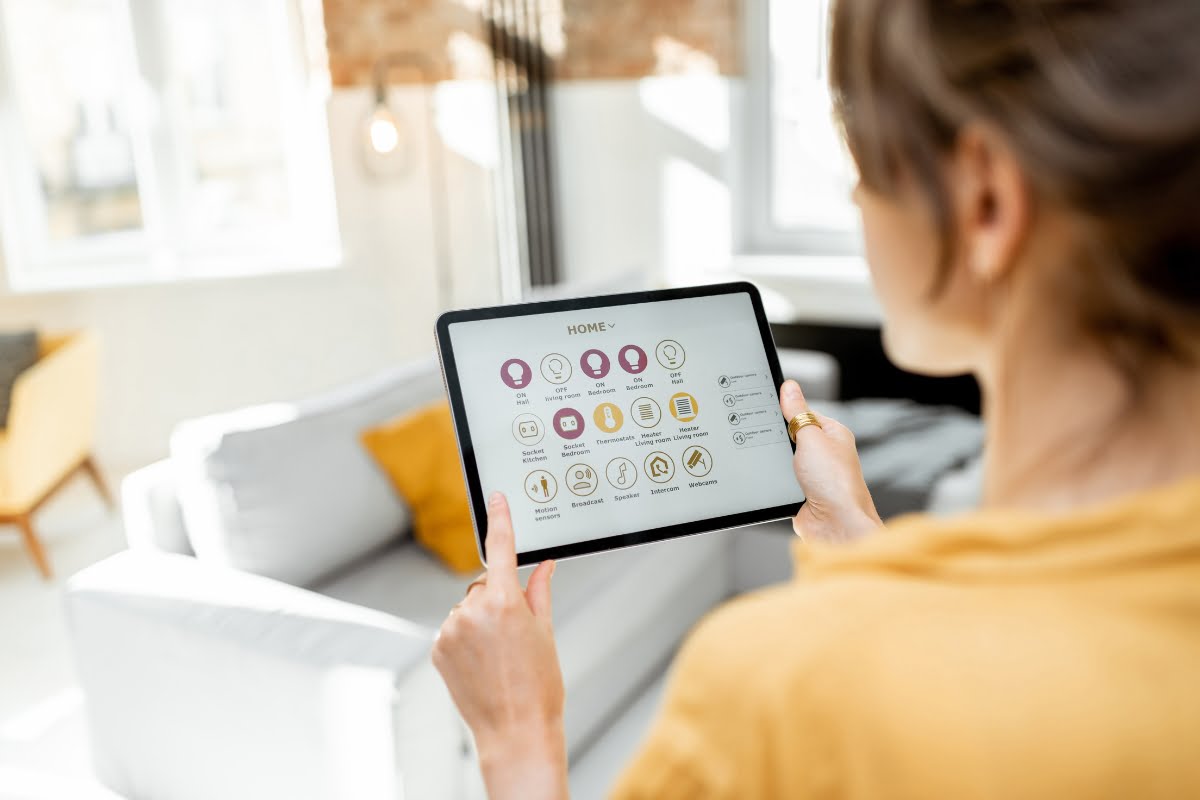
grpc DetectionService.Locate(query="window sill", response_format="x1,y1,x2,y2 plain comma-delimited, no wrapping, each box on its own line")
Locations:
726,254,881,326
2,247,344,295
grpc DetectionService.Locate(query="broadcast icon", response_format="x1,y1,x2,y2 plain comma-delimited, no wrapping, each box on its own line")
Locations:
566,463,598,496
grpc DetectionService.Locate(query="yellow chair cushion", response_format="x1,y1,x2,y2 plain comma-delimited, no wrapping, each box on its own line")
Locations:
361,402,482,573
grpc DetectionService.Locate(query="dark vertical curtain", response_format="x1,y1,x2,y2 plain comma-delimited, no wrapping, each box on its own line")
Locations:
486,0,561,288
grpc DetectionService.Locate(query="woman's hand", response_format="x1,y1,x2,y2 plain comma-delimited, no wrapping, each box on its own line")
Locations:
780,379,883,543
432,492,568,800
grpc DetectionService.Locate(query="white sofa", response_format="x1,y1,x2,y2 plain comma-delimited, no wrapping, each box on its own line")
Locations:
66,350,840,800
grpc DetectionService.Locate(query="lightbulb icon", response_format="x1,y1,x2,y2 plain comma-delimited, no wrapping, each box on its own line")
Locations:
618,345,647,374
501,358,531,388
540,353,570,384
586,353,603,376
654,340,685,369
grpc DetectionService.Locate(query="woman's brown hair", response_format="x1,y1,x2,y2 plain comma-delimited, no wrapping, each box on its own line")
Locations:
829,0,1200,373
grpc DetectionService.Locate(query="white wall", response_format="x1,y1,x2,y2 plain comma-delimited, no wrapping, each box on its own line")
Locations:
0,86,502,472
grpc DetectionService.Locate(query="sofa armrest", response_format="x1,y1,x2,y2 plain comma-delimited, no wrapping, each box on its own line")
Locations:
66,551,469,800
121,459,194,555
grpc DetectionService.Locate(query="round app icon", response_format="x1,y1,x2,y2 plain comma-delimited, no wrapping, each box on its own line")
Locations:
579,349,611,380
500,358,532,389
681,445,713,477
643,451,675,484
617,344,648,374
668,391,699,423
552,407,585,440
540,353,571,385
512,413,545,446
630,396,662,429
566,463,598,496
655,340,686,370
593,402,624,433
524,470,557,503
605,457,637,490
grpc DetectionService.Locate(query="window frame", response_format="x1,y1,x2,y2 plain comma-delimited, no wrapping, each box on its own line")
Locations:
0,0,341,293
736,0,860,258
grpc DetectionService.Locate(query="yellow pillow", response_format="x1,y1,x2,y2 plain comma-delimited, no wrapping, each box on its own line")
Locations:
361,402,482,573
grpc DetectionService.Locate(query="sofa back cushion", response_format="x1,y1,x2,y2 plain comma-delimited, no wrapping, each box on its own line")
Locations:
172,358,445,586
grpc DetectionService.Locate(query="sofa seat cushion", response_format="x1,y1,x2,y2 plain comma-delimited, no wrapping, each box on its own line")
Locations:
172,359,446,587
314,531,732,755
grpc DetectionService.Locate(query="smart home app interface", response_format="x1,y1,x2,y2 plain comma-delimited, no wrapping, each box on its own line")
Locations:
448,292,803,554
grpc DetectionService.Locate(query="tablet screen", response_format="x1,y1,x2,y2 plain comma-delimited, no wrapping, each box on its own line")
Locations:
442,286,803,560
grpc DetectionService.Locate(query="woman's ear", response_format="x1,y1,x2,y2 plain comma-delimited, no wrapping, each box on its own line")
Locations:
950,125,1031,284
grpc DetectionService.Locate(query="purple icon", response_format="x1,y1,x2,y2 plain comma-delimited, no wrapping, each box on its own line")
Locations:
579,349,611,379
617,344,648,374
553,407,585,440
500,358,532,389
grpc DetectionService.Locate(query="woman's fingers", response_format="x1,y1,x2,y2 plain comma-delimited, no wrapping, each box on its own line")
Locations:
484,492,520,591
525,560,556,620
779,380,820,438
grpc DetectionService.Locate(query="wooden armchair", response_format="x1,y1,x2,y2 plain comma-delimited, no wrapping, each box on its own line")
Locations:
0,331,110,578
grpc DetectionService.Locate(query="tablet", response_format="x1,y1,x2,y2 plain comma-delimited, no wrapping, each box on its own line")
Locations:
435,282,804,566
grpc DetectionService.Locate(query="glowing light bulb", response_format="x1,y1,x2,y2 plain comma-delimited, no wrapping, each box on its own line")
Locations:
506,361,525,386
549,358,563,379
587,353,603,375
367,109,401,154
625,349,640,368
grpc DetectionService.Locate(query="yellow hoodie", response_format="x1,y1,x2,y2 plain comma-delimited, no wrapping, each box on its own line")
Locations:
612,477,1200,799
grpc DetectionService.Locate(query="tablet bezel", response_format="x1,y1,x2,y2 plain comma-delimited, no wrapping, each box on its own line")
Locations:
435,281,802,567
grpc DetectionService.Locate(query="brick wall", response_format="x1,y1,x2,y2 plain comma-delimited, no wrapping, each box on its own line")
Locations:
323,0,742,86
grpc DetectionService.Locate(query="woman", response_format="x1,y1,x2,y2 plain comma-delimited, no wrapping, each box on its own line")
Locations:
433,0,1200,796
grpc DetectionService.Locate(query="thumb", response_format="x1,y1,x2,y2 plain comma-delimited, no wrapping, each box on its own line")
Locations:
779,380,809,422
525,559,556,620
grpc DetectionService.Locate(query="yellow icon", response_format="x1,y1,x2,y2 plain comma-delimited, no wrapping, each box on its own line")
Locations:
644,451,675,484
669,392,699,423
682,445,713,477
593,402,624,433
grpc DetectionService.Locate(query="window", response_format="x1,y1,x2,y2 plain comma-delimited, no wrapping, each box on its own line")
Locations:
740,0,860,255
0,0,339,291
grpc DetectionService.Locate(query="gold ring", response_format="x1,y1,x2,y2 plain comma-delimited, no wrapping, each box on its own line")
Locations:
787,412,822,442
464,577,487,598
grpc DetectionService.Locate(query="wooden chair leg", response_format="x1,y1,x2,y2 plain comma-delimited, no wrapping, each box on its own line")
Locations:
15,513,53,580
81,455,114,509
